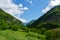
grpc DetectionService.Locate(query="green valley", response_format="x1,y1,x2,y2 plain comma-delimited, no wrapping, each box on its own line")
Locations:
0,5,60,40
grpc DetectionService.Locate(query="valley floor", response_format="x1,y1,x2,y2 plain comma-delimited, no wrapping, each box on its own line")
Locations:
0,30,45,40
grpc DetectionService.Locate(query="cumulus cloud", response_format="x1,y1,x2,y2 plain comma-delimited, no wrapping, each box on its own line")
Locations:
42,0,60,13
0,0,28,23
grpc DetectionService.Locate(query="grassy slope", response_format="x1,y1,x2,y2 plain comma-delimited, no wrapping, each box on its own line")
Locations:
0,30,45,40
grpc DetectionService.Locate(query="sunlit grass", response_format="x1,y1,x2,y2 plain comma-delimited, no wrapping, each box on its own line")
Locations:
0,30,46,40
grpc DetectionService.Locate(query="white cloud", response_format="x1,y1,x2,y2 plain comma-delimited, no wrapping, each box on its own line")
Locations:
25,0,33,5
19,18,27,23
19,4,23,8
19,7,28,10
42,0,60,13
42,7,50,13
15,17,27,23
23,7,29,10
0,0,28,23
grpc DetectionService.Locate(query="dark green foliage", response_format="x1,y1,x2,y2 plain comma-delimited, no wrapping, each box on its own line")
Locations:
39,28,47,35
0,9,25,30
0,20,9,30
27,5,60,29
27,20,36,27
45,28,60,40
39,22,57,29
28,28,37,33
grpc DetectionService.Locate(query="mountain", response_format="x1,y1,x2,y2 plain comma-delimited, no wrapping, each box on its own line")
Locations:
22,20,36,26
27,5,60,29
0,9,24,30
27,20,36,27
22,22,28,26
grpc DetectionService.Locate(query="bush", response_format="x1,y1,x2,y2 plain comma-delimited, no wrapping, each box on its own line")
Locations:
45,28,60,40
29,28,37,33
40,22,57,29
39,28,47,35
26,32,46,40
9,24,20,31
0,20,9,30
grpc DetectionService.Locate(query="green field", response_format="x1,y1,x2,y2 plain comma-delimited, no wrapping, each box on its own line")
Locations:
0,30,46,40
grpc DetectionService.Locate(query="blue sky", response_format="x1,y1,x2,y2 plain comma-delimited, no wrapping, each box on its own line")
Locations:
12,0,49,22
0,0,60,23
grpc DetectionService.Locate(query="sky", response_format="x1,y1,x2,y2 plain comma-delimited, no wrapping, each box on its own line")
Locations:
0,0,60,23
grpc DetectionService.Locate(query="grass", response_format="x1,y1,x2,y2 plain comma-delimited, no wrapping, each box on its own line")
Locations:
0,30,46,40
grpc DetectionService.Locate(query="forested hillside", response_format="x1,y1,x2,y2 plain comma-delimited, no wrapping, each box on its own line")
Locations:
0,9,25,30
28,5,60,29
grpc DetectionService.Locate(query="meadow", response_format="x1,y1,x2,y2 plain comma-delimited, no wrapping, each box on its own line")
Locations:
0,30,46,40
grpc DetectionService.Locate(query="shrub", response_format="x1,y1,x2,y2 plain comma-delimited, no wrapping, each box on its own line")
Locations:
40,22,57,29
26,32,46,40
45,28,60,40
39,28,47,35
9,25,20,31
0,20,9,30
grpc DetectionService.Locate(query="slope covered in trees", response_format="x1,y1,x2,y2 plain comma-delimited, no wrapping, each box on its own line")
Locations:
27,5,60,29
0,9,25,30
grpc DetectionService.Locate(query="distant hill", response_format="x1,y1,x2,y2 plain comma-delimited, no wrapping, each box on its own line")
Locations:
22,22,28,26
0,9,25,30
27,20,36,27
27,5,60,29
